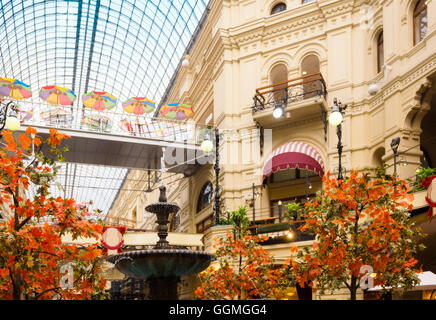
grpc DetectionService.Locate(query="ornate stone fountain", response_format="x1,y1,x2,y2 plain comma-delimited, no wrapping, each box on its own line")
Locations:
107,185,214,300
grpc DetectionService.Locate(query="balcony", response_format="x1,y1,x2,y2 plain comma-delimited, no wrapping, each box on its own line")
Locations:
252,72,327,128
247,216,315,245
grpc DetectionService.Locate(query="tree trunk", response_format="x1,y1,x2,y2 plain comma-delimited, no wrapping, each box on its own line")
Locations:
11,273,22,300
350,289,357,301
350,276,357,300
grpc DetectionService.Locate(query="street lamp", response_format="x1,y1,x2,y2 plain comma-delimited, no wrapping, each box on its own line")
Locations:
305,171,312,200
201,139,213,153
0,101,21,133
213,128,221,225
273,103,284,119
390,137,400,175
329,98,348,180
250,183,261,223
278,200,283,223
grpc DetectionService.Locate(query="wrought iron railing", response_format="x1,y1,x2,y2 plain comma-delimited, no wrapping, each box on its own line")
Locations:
252,72,327,113
247,217,315,242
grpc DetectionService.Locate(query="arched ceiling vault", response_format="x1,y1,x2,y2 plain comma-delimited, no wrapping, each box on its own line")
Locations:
0,0,208,106
0,0,209,217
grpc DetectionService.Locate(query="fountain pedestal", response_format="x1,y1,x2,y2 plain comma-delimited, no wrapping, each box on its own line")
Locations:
107,185,214,300
148,277,179,300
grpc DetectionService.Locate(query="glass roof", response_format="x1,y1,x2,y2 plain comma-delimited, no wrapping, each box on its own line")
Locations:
2,0,209,217
0,0,208,104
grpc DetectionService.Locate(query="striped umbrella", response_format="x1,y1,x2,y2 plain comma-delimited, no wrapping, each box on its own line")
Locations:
122,97,155,115
0,77,32,99
160,103,193,120
82,91,117,111
39,85,76,106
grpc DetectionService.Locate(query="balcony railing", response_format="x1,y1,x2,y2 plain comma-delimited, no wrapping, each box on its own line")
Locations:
252,72,327,113
247,216,315,243
11,98,210,145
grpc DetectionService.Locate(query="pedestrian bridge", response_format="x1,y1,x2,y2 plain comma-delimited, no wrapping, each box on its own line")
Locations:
16,101,213,176
9,100,215,216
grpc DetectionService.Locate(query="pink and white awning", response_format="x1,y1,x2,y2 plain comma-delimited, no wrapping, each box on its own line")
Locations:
262,141,325,181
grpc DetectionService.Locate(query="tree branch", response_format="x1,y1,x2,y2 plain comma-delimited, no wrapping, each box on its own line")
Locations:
34,286,62,300
342,279,351,291
17,217,31,231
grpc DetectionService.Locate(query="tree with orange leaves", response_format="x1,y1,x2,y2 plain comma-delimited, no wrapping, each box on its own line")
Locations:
195,231,287,300
287,169,425,300
195,208,287,300
0,127,107,300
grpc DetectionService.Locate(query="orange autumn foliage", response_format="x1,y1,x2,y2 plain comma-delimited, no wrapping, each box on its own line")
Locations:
286,170,425,300
0,127,106,300
195,231,287,300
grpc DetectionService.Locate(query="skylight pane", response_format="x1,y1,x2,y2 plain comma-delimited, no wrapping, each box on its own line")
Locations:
0,0,209,215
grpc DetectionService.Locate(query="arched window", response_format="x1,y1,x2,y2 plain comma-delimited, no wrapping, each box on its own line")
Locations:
270,63,288,103
301,55,320,98
377,31,384,73
302,0,315,4
196,182,213,213
414,0,428,45
271,2,286,15
301,54,320,75
373,147,385,169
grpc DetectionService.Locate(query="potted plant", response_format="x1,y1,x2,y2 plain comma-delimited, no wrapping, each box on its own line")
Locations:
229,206,250,229
285,202,302,221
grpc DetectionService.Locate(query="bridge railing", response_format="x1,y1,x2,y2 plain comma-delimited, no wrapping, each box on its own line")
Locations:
12,98,211,145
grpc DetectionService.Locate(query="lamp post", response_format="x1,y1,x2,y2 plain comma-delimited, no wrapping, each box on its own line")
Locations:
0,100,21,134
214,128,221,225
390,137,400,175
305,170,312,201
278,200,283,223
250,183,261,223
328,98,348,180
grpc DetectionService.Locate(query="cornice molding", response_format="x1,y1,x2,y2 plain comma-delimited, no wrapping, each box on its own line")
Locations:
319,0,355,18
367,54,436,111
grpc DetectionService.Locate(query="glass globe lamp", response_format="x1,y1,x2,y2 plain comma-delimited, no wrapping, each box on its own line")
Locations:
328,107,343,126
5,115,20,131
201,139,214,153
273,104,284,119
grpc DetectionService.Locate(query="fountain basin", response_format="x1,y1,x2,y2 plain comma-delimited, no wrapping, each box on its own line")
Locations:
145,203,180,214
106,184,215,299
107,248,214,280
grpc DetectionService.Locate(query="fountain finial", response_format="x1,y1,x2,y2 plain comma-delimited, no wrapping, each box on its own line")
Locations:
159,185,167,202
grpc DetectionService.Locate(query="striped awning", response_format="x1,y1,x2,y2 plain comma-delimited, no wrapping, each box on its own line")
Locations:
263,141,325,181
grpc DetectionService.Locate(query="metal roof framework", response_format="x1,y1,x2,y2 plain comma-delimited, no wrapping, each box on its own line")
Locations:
1,0,209,216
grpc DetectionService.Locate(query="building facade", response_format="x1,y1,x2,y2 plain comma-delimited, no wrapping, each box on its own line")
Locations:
108,0,436,299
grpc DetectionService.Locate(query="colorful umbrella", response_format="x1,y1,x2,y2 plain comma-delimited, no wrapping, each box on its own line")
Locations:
160,103,193,120
0,77,32,99
40,107,74,124
82,91,117,111
82,113,113,132
122,97,155,115
39,85,76,106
